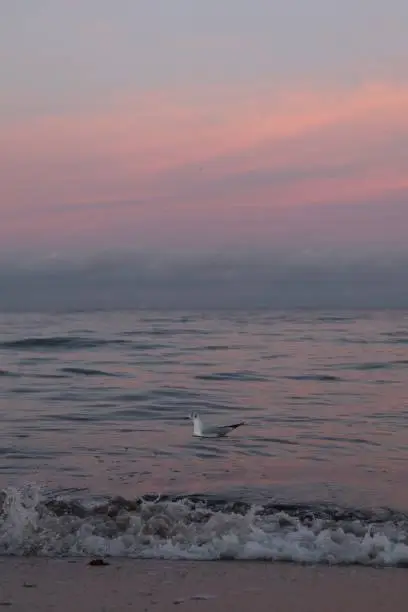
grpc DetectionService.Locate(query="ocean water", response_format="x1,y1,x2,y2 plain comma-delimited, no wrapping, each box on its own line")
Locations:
1,309,408,565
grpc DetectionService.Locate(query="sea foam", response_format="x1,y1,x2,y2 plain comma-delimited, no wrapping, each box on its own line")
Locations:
1,485,408,566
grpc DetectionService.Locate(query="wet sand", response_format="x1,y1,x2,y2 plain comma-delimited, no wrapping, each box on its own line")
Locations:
0,558,406,612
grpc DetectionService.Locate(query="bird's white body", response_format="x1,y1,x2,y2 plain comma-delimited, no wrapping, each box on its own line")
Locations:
190,412,245,438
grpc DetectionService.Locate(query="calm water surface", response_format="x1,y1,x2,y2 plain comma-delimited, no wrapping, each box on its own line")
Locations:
1,310,408,563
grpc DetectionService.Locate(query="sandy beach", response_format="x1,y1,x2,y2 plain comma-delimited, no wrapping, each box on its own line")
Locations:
0,558,406,612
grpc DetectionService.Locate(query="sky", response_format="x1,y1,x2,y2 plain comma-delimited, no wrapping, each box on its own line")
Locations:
1,1,408,309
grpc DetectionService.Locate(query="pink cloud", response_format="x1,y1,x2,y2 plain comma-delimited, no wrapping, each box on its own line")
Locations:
1,81,408,251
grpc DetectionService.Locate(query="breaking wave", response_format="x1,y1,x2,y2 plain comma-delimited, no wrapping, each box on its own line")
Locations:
2,485,408,566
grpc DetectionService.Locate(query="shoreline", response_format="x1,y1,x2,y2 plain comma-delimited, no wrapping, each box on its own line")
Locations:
0,558,407,611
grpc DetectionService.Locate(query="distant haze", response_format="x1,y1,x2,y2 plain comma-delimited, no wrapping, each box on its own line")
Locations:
2,246,408,312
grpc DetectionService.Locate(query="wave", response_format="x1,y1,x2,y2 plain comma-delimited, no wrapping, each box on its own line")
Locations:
382,332,408,343
60,367,120,377
355,362,391,371
1,486,408,566
0,369,20,377
316,316,354,323
0,336,128,350
195,371,267,382
285,374,342,382
341,337,408,346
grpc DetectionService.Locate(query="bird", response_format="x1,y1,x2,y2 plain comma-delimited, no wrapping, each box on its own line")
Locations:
189,412,245,438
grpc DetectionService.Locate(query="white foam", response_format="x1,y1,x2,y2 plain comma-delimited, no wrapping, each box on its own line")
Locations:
1,485,408,566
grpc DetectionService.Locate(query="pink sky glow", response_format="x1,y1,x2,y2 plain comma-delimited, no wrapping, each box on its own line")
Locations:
1,81,408,255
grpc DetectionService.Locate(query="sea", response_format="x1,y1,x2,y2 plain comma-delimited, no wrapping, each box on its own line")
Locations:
1,309,408,565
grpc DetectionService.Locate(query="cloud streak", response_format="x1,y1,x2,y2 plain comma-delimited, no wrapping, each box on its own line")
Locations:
1,81,408,253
